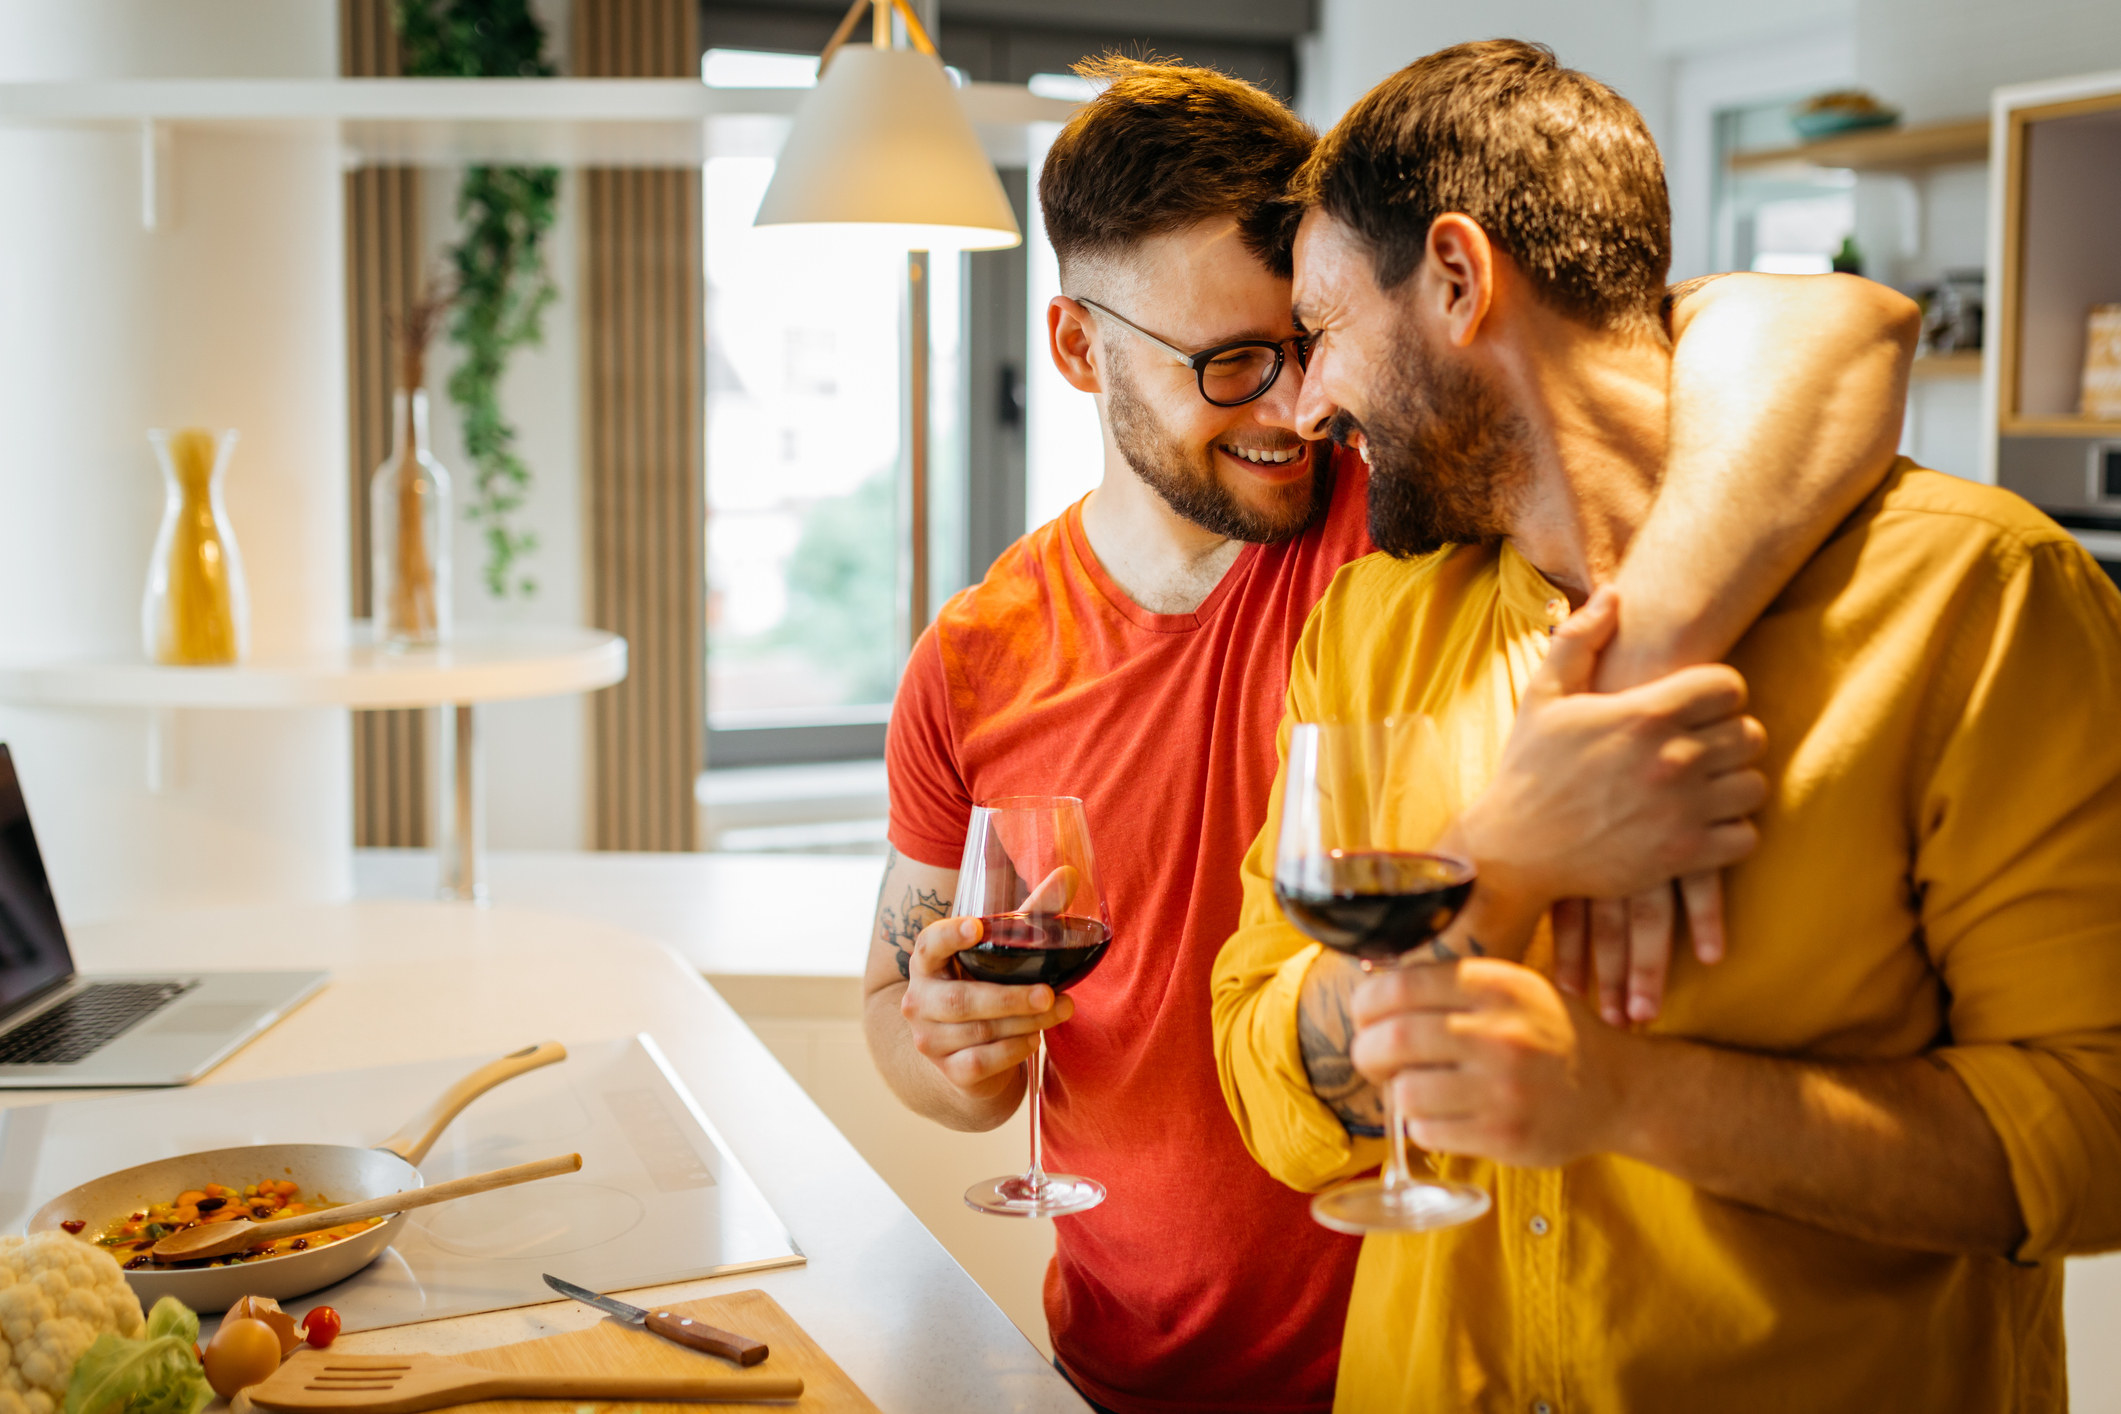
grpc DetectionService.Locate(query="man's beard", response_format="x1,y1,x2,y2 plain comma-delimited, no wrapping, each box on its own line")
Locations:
1343,323,1533,559
1106,362,1328,545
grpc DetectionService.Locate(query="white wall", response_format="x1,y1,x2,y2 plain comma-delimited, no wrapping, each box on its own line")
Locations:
1299,0,1670,141
1648,0,1852,58
0,0,333,79
0,0,353,923
1857,0,2121,124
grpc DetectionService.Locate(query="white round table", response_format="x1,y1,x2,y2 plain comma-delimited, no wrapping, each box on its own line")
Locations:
0,623,625,901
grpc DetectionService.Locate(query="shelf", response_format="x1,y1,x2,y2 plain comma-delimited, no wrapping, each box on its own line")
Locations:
2001,416,2121,438
0,78,1079,167
1910,350,1984,380
1729,116,1990,173
0,623,626,709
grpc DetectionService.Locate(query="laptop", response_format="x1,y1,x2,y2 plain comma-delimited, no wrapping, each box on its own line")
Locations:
0,744,327,1087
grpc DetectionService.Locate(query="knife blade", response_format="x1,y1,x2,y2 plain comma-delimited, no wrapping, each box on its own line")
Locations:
542,1273,770,1367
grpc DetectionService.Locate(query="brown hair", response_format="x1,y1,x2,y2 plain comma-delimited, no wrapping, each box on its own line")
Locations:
1038,55,1315,283
1292,39,1669,330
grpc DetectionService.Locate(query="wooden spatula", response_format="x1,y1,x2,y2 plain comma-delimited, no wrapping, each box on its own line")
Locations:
246,1353,804,1414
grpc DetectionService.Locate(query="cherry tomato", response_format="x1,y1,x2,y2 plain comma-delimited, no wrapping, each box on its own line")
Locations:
301,1305,342,1349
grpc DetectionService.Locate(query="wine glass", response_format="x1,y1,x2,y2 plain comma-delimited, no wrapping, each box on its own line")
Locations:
1274,717,1493,1235
956,795,1112,1219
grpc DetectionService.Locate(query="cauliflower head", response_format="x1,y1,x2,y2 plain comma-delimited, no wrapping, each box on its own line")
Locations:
0,1232,144,1414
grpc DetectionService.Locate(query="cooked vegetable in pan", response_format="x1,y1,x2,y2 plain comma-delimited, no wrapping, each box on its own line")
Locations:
87,1182,382,1269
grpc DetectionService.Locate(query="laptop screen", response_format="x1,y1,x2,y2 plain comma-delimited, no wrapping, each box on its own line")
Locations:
0,745,75,1014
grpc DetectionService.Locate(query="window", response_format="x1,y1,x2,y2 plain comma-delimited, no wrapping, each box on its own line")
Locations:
702,46,983,768
703,156,905,731
1712,100,1856,276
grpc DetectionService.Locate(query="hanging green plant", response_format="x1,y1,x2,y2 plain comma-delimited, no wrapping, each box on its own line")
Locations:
395,0,559,598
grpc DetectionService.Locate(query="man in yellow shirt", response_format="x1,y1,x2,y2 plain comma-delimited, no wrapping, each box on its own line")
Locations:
1212,39,2121,1412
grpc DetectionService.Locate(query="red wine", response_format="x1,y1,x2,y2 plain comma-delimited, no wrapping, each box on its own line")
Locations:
957,913,1111,991
1274,851,1475,964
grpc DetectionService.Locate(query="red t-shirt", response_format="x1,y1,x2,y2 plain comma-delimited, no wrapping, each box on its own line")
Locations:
887,450,1374,1414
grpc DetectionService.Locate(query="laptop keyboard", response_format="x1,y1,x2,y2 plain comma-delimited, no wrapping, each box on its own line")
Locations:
0,981,194,1065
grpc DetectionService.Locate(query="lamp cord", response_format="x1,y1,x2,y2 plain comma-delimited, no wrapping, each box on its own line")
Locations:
819,0,937,76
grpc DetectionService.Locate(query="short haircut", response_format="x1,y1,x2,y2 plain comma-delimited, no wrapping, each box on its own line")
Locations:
1292,39,1670,330
1038,55,1315,284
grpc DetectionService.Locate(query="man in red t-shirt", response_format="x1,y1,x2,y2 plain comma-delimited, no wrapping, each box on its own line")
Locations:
864,58,1918,1414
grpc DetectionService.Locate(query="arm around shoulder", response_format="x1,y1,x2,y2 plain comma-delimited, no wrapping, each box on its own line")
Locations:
1602,272,1919,687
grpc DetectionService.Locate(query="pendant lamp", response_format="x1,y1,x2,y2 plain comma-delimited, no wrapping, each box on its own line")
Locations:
753,0,1022,252
751,0,1025,644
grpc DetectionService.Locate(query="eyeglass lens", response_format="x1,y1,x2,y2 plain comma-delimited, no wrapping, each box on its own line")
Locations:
1199,345,1284,406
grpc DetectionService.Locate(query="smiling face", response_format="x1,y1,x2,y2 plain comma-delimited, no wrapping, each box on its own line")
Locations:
1073,217,1327,544
1290,209,1530,557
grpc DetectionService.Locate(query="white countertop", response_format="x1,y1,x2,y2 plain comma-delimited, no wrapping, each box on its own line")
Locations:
354,850,884,981
10,900,1084,1414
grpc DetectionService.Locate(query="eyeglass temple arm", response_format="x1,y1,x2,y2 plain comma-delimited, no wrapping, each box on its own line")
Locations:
1070,297,1199,369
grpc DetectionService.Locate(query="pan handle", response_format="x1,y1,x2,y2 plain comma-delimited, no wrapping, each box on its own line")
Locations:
374,1041,567,1163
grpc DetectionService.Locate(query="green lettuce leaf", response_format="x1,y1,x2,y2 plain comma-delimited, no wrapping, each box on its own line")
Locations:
142,1299,198,1346
62,1298,211,1414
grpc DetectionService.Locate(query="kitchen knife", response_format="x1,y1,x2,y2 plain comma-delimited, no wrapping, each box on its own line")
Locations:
542,1274,770,1367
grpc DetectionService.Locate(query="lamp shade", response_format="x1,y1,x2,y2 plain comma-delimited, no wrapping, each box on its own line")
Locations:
754,45,1022,251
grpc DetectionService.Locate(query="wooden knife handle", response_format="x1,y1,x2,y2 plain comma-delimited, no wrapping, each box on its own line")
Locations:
645,1309,770,1367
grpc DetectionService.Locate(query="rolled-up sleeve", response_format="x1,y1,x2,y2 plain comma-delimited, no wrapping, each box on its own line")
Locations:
1921,538,2121,1262
1211,611,1383,1194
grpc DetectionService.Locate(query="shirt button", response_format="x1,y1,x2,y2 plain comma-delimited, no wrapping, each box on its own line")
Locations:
1529,1214,1551,1236
1543,596,1568,623
1534,1402,1554,1414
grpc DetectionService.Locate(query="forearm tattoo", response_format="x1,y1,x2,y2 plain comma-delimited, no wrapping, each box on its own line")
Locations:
1297,952,1386,1137
874,849,952,981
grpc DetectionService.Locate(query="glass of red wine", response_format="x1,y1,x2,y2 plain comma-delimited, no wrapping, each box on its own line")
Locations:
1274,717,1492,1235
955,795,1112,1218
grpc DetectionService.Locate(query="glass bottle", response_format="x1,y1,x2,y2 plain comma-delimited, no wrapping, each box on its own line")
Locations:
142,427,250,665
371,388,451,649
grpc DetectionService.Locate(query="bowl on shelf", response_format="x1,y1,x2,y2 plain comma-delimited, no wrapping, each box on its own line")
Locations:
1792,108,1901,140
1791,90,1901,141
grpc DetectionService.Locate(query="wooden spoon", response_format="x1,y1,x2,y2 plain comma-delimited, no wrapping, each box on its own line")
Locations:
149,1153,582,1264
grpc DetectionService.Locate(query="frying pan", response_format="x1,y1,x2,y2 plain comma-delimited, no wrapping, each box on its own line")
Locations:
28,1040,565,1313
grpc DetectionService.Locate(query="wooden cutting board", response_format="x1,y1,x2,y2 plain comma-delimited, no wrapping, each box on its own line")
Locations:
291,1291,879,1414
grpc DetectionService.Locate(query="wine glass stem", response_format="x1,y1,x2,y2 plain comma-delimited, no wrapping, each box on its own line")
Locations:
1383,1076,1417,1195
1025,1027,1048,1189
1381,956,1419,1196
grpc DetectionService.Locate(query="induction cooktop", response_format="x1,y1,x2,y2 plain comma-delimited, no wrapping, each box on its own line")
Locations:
0,1035,804,1332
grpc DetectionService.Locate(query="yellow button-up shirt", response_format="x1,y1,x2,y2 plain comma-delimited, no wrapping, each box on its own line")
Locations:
1211,464,2121,1412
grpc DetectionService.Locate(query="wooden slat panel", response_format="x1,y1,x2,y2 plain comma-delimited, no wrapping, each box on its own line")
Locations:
342,0,428,848
577,0,704,852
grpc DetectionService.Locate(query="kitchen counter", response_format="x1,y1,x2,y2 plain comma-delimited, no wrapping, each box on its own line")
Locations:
351,849,883,982
3,900,1087,1414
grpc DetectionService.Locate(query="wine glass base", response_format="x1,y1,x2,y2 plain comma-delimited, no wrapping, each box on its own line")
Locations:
1310,1177,1491,1235
964,1172,1105,1218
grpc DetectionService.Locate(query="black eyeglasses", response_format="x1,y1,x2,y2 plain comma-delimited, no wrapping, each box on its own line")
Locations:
1071,296,1315,408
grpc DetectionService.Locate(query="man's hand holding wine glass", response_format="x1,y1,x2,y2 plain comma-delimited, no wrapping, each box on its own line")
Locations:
901,914,1075,1104
1349,958,1634,1170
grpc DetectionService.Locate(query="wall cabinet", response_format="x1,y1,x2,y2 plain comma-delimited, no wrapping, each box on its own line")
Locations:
1989,72,2121,512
